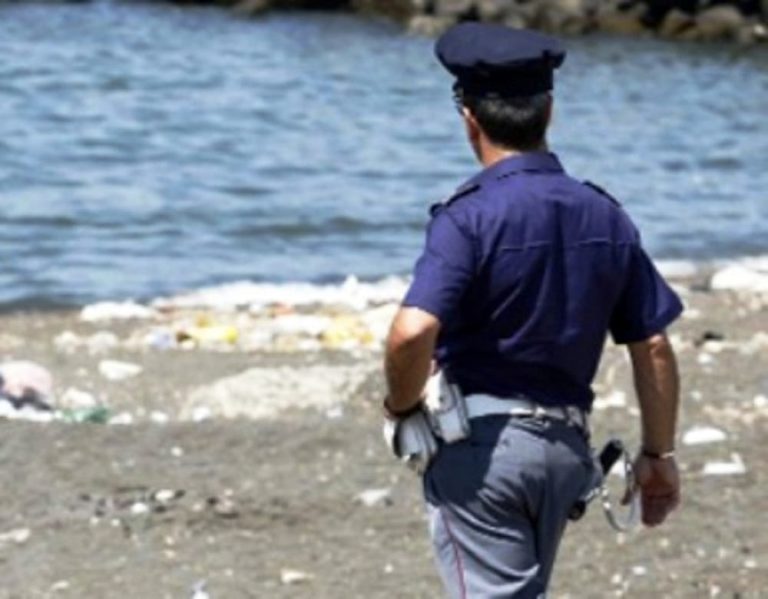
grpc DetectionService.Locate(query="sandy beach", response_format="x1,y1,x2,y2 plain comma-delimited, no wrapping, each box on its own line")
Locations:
0,272,766,599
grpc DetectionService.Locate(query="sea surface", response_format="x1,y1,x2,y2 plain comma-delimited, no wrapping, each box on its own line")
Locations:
1,3,767,309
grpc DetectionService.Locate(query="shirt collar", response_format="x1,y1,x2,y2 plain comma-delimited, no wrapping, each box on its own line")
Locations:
468,151,565,186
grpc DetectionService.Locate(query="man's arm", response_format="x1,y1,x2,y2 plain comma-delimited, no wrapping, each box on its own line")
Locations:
384,307,441,417
627,332,681,527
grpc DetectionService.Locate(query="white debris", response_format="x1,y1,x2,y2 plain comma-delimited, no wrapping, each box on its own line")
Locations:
154,490,179,503
697,353,715,365
0,528,31,544
150,411,169,424
631,565,648,576
593,390,627,410
657,260,698,280
191,406,212,422
58,388,98,410
280,569,313,585
170,446,185,458
740,332,768,355
109,412,134,426
81,301,156,322
325,406,344,419
754,395,768,409
710,262,768,293
98,360,143,381
190,580,210,599
702,453,746,476
130,502,150,515
682,426,728,446
355,488,393,507
53,331,81,353
49,580,71,592
269,314,333,337
156,275,409,312
86,331,120,355
0,399,55,423
0,361,53,398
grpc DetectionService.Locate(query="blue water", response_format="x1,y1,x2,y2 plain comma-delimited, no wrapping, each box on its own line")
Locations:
1,3,767,308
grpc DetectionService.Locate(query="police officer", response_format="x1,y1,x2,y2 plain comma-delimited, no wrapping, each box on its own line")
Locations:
384,23,683,598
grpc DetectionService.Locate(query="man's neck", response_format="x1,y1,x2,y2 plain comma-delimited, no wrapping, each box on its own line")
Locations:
479,141,548,168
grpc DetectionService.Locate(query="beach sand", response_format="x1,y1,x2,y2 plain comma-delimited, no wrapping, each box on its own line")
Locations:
0,281,766,598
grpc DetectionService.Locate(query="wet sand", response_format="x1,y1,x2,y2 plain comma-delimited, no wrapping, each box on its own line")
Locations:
0,282,766,598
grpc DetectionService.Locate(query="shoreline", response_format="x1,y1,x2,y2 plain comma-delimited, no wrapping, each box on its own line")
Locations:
2,253,768,316
217,0,768,44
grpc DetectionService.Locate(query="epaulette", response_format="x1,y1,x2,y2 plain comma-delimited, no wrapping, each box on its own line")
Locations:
584,180,622,207
429,182,481,217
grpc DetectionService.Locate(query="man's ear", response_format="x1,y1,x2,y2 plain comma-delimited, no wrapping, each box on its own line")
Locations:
463,107,482,153
545,94,554,128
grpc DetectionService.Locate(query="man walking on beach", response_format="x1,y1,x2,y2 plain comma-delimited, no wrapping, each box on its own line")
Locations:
384,23,683,598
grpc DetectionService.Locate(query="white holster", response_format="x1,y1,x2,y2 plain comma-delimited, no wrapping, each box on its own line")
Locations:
383,411,438,475
383,372,471,474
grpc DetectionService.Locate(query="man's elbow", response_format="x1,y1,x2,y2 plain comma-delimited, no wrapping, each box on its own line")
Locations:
629,331,677,366
387,307,441,352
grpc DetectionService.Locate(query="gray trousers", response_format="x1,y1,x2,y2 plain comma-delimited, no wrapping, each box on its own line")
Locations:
423,415,594,599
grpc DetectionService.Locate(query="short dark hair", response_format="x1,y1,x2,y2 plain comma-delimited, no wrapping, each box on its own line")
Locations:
458,89,551,152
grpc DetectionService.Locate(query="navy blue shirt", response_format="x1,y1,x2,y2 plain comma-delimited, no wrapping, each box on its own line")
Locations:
403,152,683,411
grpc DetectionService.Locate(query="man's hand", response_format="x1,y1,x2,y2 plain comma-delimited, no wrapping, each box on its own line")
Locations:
627,332,681,527
633,455,681,527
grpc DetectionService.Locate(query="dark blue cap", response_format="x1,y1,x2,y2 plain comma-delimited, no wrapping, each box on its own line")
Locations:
435,23,566,98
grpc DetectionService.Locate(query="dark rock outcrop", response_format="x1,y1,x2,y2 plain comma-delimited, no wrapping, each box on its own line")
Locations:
214,0,768,44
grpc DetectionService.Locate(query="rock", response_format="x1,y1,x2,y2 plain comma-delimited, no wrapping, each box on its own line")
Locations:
232,0,272,15
183,364,372,420
503,1,541,29
538,0,593,34
658,8,696,38
81,301,155,322
696,5,746,41
407,14,456,36
682,426,727,446
98,360,143,381
58,388,99,410
596,4,647,35
434,0,475,17
352,0,419,20
693,330,725,347
476,0,509,21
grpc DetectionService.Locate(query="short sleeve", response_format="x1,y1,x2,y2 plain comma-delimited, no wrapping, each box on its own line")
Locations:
402,210,476,324
610,245,684,344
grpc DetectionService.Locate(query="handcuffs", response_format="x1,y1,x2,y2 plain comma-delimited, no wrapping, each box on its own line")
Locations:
570,438,640,532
